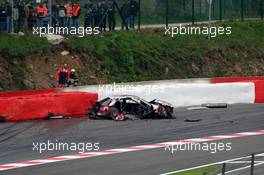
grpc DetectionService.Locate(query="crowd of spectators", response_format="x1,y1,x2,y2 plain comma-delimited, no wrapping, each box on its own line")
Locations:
0,0,139,33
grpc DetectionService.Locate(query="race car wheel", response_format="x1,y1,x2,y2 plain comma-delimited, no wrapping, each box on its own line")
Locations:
158,106,167,118
110,108,119,120
165,107,174,118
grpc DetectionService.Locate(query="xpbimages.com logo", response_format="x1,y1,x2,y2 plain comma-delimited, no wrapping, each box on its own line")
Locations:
32,140,100,153
98,82,165,96
32,25,100,37
164,141,232,154
165,24,232,38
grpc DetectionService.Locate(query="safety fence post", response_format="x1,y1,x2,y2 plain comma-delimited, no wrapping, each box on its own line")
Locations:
192,0,195,25
165,0,169,28
10,0,14,33
261,0,264,20
240,0,244,21
219,0,222,21
138,0,141,30
48,0,52,26
199,0,202,17
221,163,226,175
250,153,255,175
223,0,225,15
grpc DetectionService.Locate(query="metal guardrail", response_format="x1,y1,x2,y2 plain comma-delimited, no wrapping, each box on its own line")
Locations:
199,152,264,175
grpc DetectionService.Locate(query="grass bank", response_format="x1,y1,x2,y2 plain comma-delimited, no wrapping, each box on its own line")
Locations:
0,20,263,90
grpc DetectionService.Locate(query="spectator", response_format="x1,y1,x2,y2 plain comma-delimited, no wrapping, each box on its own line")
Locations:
27,2,36,30
72,3,81,29
68,69,78,87
5,0,12,32
99,1,108,31
56,63,70,88
0,2,6,32
58,3,66,27
24,1,29,30
65,2,72,28
121,1,130,30
92,3,100,28
42,3,49,27
12,5,19,33
36,3,47,27
96,2,104,30
84,0,93,29
18,0,26,32
52,3,58,27
128,0,139,29
107,0,115,31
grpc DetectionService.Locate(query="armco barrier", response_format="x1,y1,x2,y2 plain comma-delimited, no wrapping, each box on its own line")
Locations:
0,92,98,121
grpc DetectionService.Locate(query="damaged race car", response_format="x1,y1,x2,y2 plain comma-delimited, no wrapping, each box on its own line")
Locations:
87,95,174,121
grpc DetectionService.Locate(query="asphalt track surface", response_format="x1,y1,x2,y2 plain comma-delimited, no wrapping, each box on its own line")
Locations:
0,104,264,175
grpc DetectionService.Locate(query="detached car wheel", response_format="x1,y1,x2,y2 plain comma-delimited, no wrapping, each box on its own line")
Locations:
46,113,64,120
0,116,5,122
86,109,98,119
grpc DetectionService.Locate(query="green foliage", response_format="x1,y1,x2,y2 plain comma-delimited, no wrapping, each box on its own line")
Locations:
0,33,49,57
0,21,263,88
67,21,264,83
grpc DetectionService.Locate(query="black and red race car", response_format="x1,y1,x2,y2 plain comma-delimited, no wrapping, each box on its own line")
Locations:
87,95,174,121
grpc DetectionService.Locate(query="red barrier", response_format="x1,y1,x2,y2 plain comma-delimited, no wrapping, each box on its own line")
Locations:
0,89,57,98
211,77,264,84
254,81,264,103
0,92,98,121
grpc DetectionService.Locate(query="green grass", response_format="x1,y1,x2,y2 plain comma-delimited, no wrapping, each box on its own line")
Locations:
67,20,264,82
0,20,263,90
170,165,221,175
0,33,49,57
